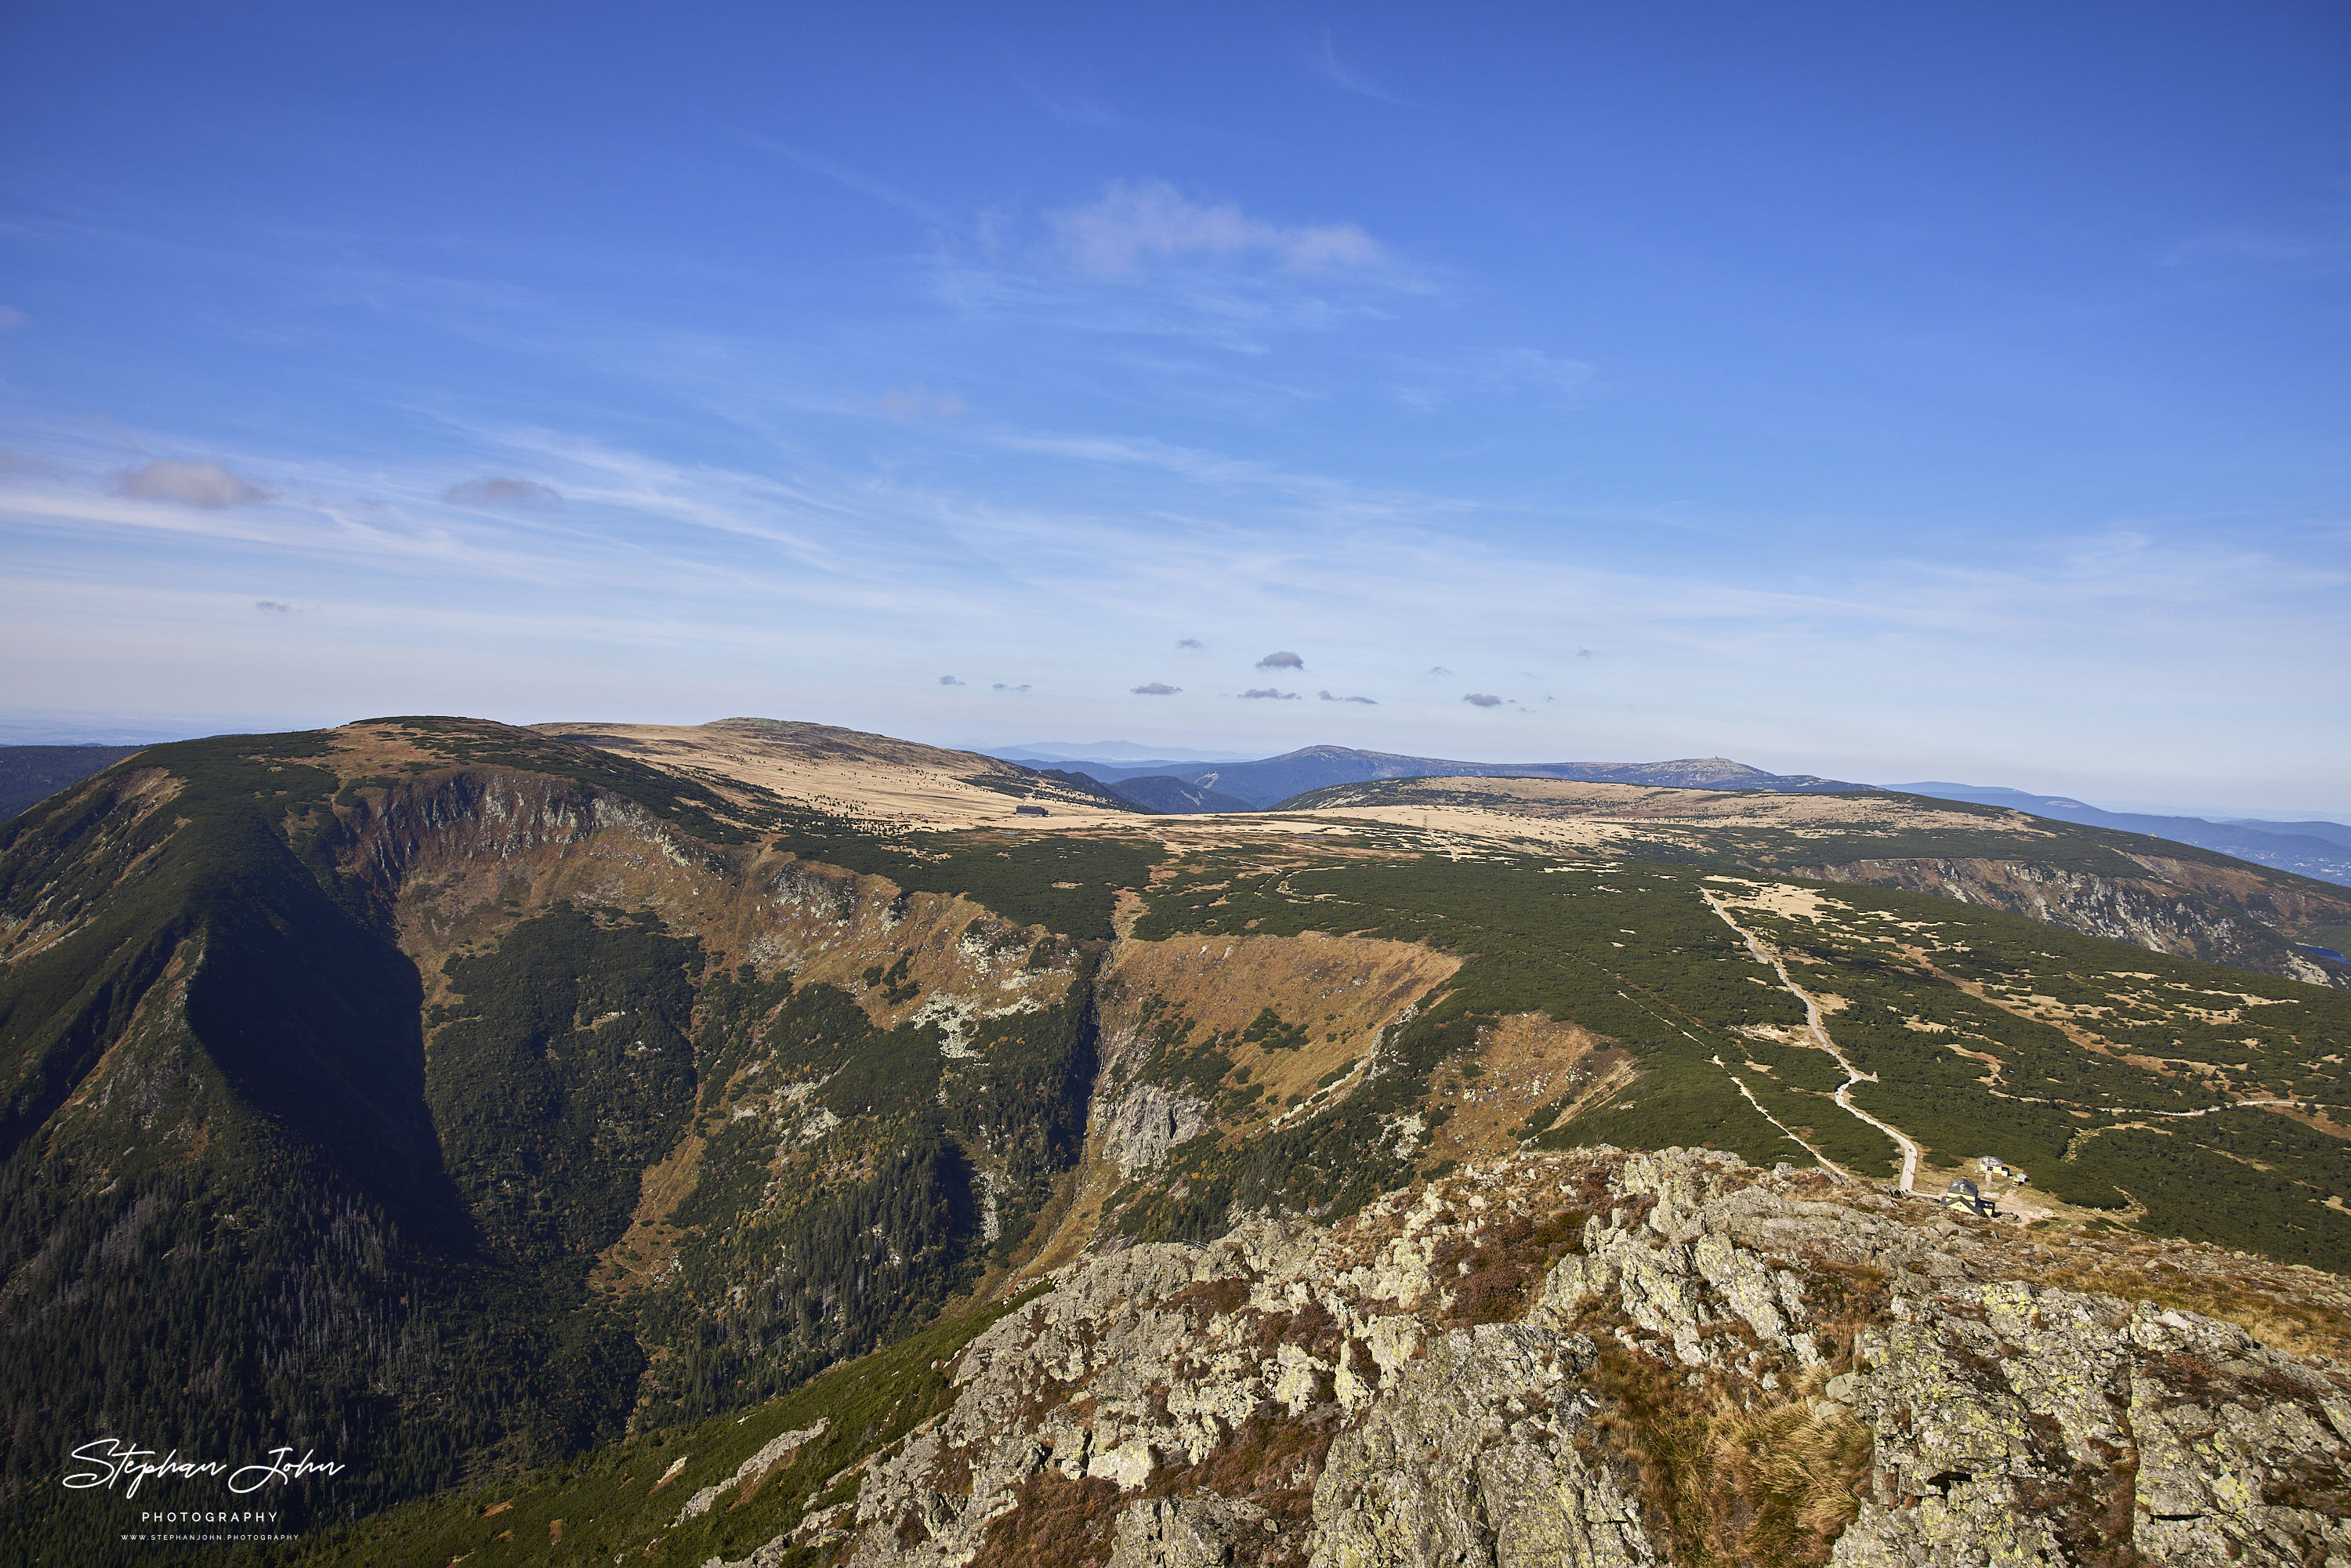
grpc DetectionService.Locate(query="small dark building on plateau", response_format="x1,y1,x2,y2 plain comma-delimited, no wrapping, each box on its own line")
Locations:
1013,804,1050,817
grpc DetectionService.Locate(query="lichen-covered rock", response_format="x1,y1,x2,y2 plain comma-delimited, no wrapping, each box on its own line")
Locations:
1309,1322,1656,1568
714,1148,2349,1568
1100,1083,1212,1176
1107,1493,1267,1568
1832,1285,2351,1567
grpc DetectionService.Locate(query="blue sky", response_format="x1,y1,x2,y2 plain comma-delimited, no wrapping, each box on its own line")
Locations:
2,2,2346,813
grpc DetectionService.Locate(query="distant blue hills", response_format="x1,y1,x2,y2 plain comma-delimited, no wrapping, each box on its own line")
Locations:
989,743,1864,812
985,743,2351,890
1886,782,2351,889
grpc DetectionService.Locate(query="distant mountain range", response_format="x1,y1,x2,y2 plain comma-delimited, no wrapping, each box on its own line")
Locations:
1892,782,2351,889
1031,744,1867,812
991,746,2351,893
7,737,2347,893
2225,818,2351,851
993,739,1256,762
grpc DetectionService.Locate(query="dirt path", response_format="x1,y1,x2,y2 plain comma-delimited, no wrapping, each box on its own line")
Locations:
1716,1058,1853,1178
1702,891,1924,1192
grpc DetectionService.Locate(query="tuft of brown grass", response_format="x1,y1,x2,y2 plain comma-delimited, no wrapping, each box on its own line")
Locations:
967,1472,1125,1568
2033,1258,2351,1364
1430,1205,1588,1326
1583,1342,1871,1567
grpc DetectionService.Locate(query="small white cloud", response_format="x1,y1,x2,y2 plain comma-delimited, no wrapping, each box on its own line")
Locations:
1132,681,1182,696
1055,181,1381,275
1255,650,1305,671
1426,665,1452,676
878,386,968,421
444,476,560,506
1318,690,1378,704
1241,687,1300,701
255,599,295,614
0,306,25,330
0,450,53,474
1462,693,1503,708
1176,637,1204,650
118,459,273,507
992,683,1031,692
939,675,965,686
1576,648,1592,657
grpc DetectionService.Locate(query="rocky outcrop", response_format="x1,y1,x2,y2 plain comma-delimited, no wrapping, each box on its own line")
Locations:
1097,1083,1211,1175
703,1148,2351,1568
1310,1324,1657,1568
1837,1287,2351,1566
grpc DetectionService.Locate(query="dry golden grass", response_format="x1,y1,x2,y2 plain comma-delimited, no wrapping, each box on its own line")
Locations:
1425,1011,1625,1164
2030,1251,2351,1363
1099,929,1459,1111
1585,1340,1872,1568
527,718,1141,831
590,1127,705,1294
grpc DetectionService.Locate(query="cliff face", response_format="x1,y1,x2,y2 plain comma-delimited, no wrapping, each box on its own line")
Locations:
1798,856,2347,987
673,1147,2351,1568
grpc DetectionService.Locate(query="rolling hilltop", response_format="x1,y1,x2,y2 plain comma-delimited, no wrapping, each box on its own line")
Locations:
1044,742,1864,810
2,715,2347,1564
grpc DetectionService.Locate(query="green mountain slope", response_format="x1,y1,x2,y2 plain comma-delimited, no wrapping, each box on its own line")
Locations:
1120,843,2351,1269
1270,777,2351,987
0,720,1133,1561
2,717,2345,1563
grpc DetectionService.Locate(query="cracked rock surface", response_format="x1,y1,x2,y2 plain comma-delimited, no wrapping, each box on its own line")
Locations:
707,1147,2351,1568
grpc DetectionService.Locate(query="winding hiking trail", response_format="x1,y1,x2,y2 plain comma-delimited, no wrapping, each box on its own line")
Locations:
1701,890,1925,1193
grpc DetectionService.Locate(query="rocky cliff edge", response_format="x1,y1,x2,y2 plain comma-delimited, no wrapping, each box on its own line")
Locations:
676,1147,2351,1568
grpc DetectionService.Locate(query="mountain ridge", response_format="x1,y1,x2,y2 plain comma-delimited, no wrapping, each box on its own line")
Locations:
1054,744,1868,809
1896,780,2351,889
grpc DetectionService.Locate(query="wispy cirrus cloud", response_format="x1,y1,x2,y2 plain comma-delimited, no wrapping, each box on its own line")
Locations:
1310,32,1411,107
8,404,2344,806
1052,181,1382,276
732,131,956,230
1393,346,1597,413
1011,71,1127,129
